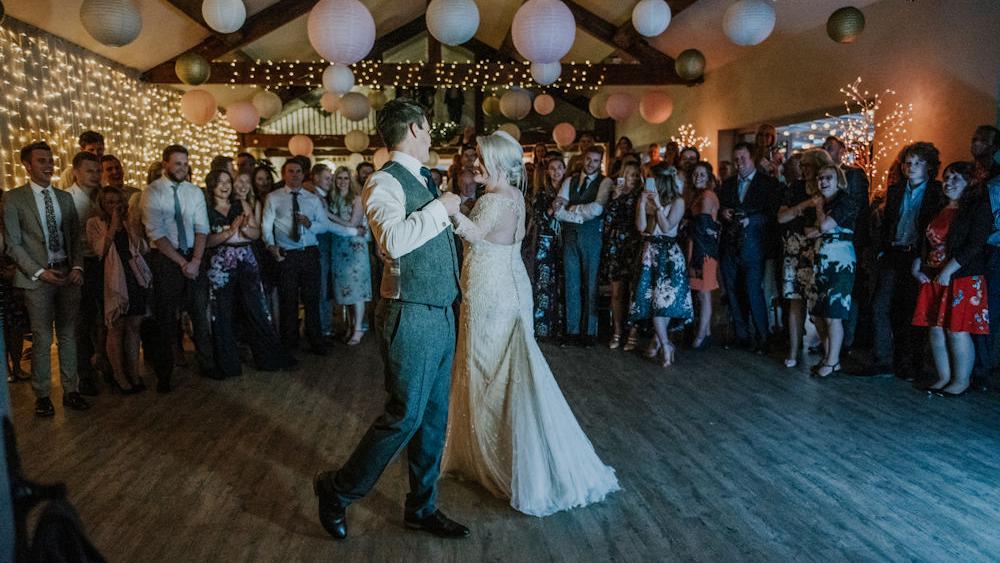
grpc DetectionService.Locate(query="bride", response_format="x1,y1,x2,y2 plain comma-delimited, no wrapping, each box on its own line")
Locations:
442,131,620,517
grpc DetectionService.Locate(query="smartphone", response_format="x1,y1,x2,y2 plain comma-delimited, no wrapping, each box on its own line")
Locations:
616,177,625,188
644,177,657,192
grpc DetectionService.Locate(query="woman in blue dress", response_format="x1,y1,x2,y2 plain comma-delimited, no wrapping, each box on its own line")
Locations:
327,166,372,346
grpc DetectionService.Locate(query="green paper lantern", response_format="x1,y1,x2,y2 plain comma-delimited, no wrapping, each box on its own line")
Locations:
674,49,705,81
175,53,211,86
827,6,866,44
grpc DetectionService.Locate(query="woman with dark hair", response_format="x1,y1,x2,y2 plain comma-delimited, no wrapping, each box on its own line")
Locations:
531,142,548,194
205,169,295,376
86,187,150,394
602,161,643,350
252,165,276,205
910,162,991,395
809,164,859,377
326,166,371,346
687,161,721,350
251,164,279,318
629,163,692,367
524,154,566,340
609,136,635,177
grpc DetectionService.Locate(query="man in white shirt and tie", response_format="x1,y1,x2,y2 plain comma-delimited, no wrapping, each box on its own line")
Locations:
3,142,89,417
140,144,217,392
262,160,360,355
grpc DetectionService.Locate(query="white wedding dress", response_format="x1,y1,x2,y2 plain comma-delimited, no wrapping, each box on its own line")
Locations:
442,192,620,517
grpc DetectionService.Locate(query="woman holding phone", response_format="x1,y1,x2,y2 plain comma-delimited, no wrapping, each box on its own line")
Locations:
602,162,643,349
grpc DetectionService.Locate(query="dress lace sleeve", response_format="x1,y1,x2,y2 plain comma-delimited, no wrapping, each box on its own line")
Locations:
452,193,521,244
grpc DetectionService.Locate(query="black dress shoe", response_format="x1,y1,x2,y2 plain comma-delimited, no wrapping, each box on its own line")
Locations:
62,392,91,411
580,335,597,348
559,335,579,348
77,377,100,397
35,397,55,418
404,510,470,539
313,472,347,540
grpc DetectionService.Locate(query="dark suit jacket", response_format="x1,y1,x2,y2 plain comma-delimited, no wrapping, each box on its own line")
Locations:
718,172,780,257
879,180,944,255
3,184,84,289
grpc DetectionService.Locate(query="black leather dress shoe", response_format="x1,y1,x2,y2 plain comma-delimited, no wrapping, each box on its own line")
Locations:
314,472,347,540
35,397,55,418
404,510,470,539
62,392,91,411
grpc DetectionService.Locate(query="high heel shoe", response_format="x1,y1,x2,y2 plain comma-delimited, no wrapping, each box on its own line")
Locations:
691,335,713,351
812,363,841,378
644,340,661,359
783,358,798,368
660,344,675,367
622,332,639,352
104,373,141,395
347,330,365,346
608,333,622,350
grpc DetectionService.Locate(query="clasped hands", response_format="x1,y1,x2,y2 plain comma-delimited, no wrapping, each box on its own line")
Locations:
40,268,82,286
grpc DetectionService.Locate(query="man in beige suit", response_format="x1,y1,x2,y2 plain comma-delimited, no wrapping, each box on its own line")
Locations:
4,142,90,417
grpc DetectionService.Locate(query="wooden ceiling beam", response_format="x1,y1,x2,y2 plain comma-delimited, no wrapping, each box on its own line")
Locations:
164,0,210,30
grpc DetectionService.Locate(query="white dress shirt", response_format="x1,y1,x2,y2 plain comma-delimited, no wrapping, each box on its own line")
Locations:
66,183,97,257
363,151,451,299
554,171,612,224
29,181,68,264
261,186,354,250
140,176,210,250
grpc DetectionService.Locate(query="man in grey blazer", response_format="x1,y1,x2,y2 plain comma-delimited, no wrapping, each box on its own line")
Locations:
4,142,90,417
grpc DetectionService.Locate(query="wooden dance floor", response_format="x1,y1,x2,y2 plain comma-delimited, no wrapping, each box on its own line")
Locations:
9,339,1000,562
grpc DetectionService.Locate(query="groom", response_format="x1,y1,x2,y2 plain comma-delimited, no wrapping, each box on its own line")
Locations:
313,98,467,540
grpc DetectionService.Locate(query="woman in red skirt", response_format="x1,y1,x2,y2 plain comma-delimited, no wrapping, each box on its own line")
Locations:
911,162,992,396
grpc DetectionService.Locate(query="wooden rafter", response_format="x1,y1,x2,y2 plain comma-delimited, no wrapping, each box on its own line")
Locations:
164,0,210,30
561,0,675,69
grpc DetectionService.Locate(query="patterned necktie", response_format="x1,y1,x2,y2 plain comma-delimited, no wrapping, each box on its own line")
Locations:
41,188,61,253
419,167,438,197
172,183,188,253
290,191,301,242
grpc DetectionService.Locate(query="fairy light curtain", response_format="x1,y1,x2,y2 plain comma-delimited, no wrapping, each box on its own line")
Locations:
0,18,238,189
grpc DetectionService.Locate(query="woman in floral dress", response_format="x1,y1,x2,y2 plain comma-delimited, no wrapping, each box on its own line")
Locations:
602,162,642,350
523,155,566,340
327,166,372,346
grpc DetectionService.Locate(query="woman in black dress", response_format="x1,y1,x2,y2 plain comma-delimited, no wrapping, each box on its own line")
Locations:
602,162,642,350
524,155,567,340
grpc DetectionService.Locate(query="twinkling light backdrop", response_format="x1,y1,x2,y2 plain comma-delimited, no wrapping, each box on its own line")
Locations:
0,19,238,188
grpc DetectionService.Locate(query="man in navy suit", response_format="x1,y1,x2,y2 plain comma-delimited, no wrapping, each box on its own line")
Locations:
718,142,779,353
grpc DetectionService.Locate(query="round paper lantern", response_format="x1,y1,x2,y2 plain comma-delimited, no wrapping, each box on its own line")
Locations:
225,101,259,133
589,93,610,119
530,61,561,86
307,0,376,65
632,0,671,38
511,0,575,63
552,122,576,148
372,147,390,169
639,91,673,124
175,53,211,85
320,92,341,113
368,90,388,111
498,123,521,141
723,0,776,46
322,64,355,95
500,89,532,120
674,48,706,81
347,153,365,169
180,89,217,126
605,93,637,122
426,0,479,46
252,90,283,119
425,151,440,167
827,6,865,44
288,135,314,157
482,95,501,116
80,0,142,47
339,92,370,121
344,129,370,153
202,0,246,34
533,94,555,116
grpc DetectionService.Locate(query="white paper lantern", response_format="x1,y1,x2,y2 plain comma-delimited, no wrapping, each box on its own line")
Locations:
512,0,575,63
632,0,671,38
339,92,371,121
252,90,283,119
288,135,314,157
322,64,355,95
372,147,390,169
308,0,376,65
723,0,776,46
202,0,246,34
500,89,532,120
482,95,501,116
225,101,259,133
552,122,576,148
425,151,440,167
347,153,365,169
498,123,521,141
639,91,673,124
344,129,370,153
534,94,555,116
368,90,388,111
605,93,637,122
80,0,142,47
180,89,217,126
531,62,561,86
426,0,479,46
589,93,610,119
320,92,341,113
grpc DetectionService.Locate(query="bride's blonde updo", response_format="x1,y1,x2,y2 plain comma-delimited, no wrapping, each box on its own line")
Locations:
476,131,527,193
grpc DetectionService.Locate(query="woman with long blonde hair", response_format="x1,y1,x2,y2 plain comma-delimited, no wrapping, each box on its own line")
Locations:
327,165,371,345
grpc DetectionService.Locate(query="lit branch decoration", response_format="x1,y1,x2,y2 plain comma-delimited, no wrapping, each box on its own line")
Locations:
671,124,711,153
826,77,914,188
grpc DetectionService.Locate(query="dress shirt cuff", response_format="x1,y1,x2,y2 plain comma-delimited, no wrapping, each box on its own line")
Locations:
425,198,451,230
72,266,83,272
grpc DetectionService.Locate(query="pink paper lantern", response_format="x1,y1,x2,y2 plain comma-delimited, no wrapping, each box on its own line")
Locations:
225,101,259,133
512,0,575,63
533,94,555,116
639,91,674,124
320,92,341,113
288,135,314,157
605,93,637,122
307,0,376,65
552,122,576,148
180,89,217,126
